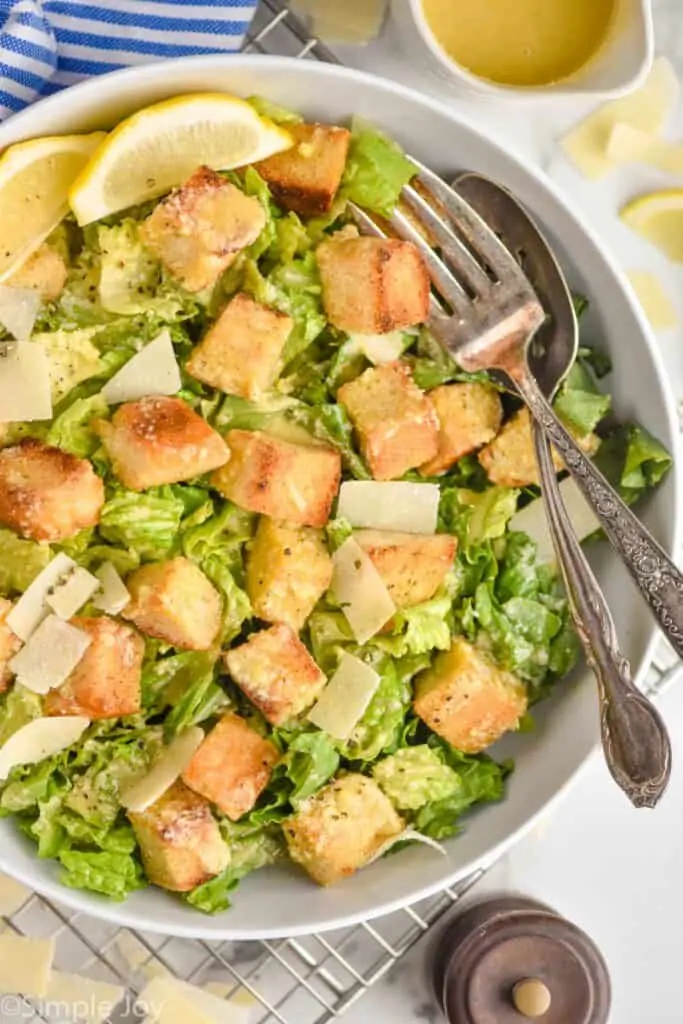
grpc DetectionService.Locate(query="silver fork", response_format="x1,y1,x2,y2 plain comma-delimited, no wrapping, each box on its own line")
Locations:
349,160,683,664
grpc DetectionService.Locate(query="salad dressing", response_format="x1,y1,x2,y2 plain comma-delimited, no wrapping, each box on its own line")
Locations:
421,0,617,87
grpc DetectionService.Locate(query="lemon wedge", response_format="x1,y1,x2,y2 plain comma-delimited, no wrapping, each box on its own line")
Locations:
620,190,683,262
69,93,293,226
0,132,105,281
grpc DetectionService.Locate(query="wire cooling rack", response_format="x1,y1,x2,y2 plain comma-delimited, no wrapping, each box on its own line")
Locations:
1,4,682,1024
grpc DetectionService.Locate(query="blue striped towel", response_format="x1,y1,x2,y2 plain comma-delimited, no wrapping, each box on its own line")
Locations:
0,0,258,119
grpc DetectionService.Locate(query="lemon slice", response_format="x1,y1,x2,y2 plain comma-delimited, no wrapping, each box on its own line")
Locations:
69,93,293,226
0,132,105,281
620,189,683,262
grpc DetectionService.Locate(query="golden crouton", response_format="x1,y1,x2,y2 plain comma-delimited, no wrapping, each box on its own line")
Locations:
186,293,293,401
96,396,229,492
355,530,457,607
211,430,341,527
284,774,404,886
337,362,438,480
182,712,279,821
246,518,332,632
128,780,228,892
141,166,266,293
0,439,105,542
255,122,351,216
413,637,527,754
122,557,222,651
225,623,326,725
317,235,430,333
6,244,68,301
420,382,503,476
478,407,600,488
44,616,143,719
0,598,20,693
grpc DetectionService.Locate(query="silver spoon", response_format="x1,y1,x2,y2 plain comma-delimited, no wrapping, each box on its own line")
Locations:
454,173,671,808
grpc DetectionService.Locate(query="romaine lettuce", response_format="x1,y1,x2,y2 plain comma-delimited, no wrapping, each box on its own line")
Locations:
373,745,460,810
0,530,52,595
341,117,416,216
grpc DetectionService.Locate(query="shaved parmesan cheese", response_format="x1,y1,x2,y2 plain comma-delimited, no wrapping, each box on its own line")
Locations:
0,285,40,341
93,561,131,614
0,341,52,422
0,715,89,780
102,329,181,404
138,976,252,1024
364,829,447,867
337,480,440,533
0,873,30,916
0,934,55,996
45,972,125,1024
9,615,92,694
308,652,381,740
46,566,100,619
627,271,678,329
121,727,204,812
606,122,683,175
349,330,407,364
561,56,679,179
6,553,76,641
509,475,598,564
331,537,395,643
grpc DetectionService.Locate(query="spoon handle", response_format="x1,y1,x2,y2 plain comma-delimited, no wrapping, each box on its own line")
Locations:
533,421,671,807
512,363,683,661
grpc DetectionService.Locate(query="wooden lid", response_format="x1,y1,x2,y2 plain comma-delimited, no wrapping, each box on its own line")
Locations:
433,897,611,1024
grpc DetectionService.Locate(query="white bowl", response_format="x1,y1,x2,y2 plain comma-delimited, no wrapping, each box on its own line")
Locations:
391,0,654,100
0,56,679,939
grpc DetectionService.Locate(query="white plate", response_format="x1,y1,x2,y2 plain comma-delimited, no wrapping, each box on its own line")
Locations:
0,56,679,940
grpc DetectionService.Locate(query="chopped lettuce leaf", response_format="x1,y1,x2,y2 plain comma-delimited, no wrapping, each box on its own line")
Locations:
439,487,519,547
47,393,108,457
554,359,610,435
243,253,325,365
59,849,145,900
161,654,228,736
0,686,42,746
247,95,303,125
32,327,102,402
341,117,415,216
187,826,281,913
99,487,185,561
414,745,510,840
595,423,672,503
373,745,460,810
344,655,428,762
276,729,340,807
0,530,52,596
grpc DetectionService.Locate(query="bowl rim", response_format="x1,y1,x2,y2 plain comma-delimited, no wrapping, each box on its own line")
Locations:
0,53,680,939
395,0,655,101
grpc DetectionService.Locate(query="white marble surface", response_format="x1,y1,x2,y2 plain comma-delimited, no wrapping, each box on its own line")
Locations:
335,1,683,1021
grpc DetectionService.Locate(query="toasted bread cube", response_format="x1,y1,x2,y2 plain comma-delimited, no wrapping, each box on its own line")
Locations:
255,122,351,216
0,439,104,542
284,774,404,886
225,623,326,725
420,382,503,476
96,396,229,492
478,407,600,488
128,780,228,892
122,558,222,651
0,598,20,693
212,430,341,527
7,244,68,301
140,166,266,293
355,530,456,608
338,362,438,480
317,236,429,334
44,616,143,719
414,637,527,754
182,712,279,821
186,293,292,401
246,518,333,631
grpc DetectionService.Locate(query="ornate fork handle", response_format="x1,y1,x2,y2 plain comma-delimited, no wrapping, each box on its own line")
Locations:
533,422,671,807
512,364,683,660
